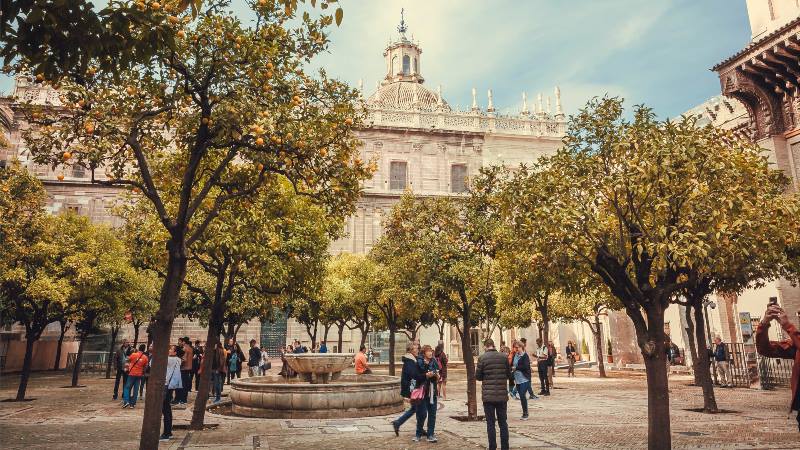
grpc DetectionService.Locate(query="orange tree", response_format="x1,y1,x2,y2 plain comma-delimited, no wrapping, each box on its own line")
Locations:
498,97,800,449
372,192,494,419
20,1,365,447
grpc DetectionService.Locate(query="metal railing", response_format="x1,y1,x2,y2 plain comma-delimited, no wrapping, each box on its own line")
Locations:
65,351,109,373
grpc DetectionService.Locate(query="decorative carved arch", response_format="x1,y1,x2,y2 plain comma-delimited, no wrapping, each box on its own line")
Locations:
721,69,786,140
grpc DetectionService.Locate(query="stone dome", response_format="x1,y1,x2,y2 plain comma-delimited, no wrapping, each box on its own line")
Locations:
366,81,450,112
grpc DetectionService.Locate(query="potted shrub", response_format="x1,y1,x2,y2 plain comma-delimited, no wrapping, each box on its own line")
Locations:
606,338,614,363
581,338,590,362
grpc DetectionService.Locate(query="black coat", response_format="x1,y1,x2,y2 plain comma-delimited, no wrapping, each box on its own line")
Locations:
400,354,427,398
476,349,511,403
512,352,532,381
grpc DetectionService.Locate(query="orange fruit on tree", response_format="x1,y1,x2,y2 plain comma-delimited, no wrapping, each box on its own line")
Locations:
57,174,64,181
62,151,72,160
257,163,264,171
345,117,353,126
255,137,264,146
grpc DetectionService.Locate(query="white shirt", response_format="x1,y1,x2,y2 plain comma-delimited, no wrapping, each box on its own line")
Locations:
534,345,549,360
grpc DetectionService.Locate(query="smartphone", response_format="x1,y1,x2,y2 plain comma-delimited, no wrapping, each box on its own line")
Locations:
768,296,778,306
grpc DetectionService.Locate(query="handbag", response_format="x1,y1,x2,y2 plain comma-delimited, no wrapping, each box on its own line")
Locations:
410,385,425,404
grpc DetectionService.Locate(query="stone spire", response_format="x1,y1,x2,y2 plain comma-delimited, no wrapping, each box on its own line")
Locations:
487,89,495,112
471,87,478,111
383,9,424,84
437,85,443,107
537,93,544,115
555,86,564,117
546,96,552,115
521,91,529,115
358,79,363,98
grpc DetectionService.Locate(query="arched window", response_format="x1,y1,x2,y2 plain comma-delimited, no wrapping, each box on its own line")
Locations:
414,58,418,74
391,56,399,75
402,55,410,75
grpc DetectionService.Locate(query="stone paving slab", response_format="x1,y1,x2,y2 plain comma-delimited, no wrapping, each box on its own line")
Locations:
2,370,800,449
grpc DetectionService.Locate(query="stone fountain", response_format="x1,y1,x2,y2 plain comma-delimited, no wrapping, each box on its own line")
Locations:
230,353,404,419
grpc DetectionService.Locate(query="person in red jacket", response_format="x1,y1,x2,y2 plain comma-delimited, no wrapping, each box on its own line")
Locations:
755,304,800,431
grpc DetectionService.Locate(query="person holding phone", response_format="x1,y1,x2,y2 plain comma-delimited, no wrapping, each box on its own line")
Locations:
755,300,800,431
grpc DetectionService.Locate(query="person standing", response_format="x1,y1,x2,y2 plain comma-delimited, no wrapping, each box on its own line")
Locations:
713,336,731,387
160,344,183,442
434,341,448,400
248,339,261,377
201,342,227,404
518,339,538,400
113,340,131,401
319,341,328,353
511,340,532,420
756,304,800,431
565,340,577,377
191,340,202,391
122,344,149,408
354,344,372,374
139,343,152,399
415,345,440,443
228,342,245,381
476,338,511,450
176,337,193,405
391,343,427,439
547,340,557,389
534,338,550,395
260,349,271,376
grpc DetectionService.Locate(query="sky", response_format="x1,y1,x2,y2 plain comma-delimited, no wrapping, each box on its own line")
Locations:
1,0,752,119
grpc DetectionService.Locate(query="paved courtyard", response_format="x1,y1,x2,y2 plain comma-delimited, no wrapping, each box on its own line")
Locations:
1,367,799,449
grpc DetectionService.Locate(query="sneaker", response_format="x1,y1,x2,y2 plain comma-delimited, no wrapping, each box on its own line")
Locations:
129,404,136,408
538,391,546,395
412,437,420,442
121,403,130,409
543,391,550,396
112,396,118,401
392,421,399,437
529,395,539,400
521,415,529,420
159,434,172,442
427,436,438,443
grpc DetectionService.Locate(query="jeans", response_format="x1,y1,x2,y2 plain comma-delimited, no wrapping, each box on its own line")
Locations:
123,375,142,406
248,366,259,377
179,370,191,402
139,375,147,397
415,396,437,438
194,370,200,391
393,403,418,429
537,363,550,393
162,387,173,437
113,369,127,399
516,381,530,416
188,371,195,392
212,372,223,402
483,401,509,450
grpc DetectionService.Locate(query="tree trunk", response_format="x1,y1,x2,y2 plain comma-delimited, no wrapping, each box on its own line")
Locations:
105,325,120,379
683,305,700,385
358,321,370,348
226,322,235,342
388,324,396,376
437,321,445,342
16,334,37,401
53,320,68,371
190,299,225,429
460,305,478,419
323,323,331,343
133,323,141,347
139,240,187,450
337,322,345,353
692,304,718,413
70,328,88,387
541,306,550,342
632,305,671,450
593,315,606,378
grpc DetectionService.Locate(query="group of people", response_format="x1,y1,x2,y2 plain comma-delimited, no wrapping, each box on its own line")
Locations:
391,341,449,443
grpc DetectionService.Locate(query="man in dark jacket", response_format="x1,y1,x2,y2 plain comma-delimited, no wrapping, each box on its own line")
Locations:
392,343,428,439
476,338,511,450
112,340,131,401
248,339,262,377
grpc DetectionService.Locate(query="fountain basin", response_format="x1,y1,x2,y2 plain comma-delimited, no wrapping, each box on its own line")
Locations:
230,374,404,419
283,352,355,384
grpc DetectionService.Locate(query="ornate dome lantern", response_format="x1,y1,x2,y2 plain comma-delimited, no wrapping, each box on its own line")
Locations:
365,10,450,112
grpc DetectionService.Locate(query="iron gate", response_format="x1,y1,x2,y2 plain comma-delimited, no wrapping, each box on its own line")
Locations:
260,310,288,358
722,342,792,389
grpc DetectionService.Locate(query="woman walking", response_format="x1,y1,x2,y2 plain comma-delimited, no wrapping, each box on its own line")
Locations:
415,345,440,443
227,343,245,381
511,340,532,420
391,343,428,440
566,340,577,377
434,341,448,401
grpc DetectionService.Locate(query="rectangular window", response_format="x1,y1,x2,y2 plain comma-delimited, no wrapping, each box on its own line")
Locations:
71,165,85,178
389,161,407,190
450,164,468,193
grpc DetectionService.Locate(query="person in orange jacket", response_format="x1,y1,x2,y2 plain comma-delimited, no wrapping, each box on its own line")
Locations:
755,304,800,431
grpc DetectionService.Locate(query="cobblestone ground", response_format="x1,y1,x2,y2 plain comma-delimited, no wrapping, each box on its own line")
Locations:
1,368,799,449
